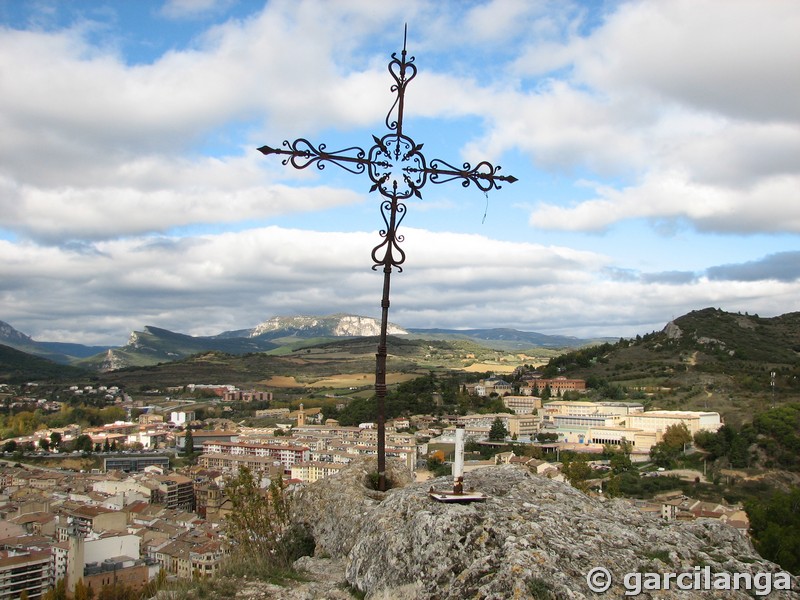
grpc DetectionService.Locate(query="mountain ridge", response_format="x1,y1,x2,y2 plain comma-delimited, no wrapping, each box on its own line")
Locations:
0,314,605,371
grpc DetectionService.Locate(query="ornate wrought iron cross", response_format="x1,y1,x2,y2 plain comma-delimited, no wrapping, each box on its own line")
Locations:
258,28,516,490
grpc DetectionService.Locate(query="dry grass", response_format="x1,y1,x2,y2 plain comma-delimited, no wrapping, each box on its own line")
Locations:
261,372,420,389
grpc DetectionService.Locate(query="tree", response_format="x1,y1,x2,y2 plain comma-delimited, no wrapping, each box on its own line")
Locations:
42,578,66,600
183,429,194,456
608,444,633,474
489,417,508,441
649,442,678,469
2,439,17,453
661,423,692,451
728,435,751,468
745,487,800,575
223,467,309,570
73,579,91,600
38,438,50,452
561,453,592,491
426,452,450,477
72,434,93,453
650,423,692,469
50,431,62,449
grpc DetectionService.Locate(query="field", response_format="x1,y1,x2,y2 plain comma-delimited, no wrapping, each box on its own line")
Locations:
261,372,421,389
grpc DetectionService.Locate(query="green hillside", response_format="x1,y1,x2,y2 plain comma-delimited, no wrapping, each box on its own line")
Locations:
543,308,800,425
0,344,91,383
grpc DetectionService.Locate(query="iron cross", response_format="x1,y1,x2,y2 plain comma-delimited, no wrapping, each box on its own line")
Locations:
258,27,516,491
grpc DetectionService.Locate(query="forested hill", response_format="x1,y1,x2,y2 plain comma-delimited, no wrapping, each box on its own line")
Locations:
0,344,90,383
538,308,800,424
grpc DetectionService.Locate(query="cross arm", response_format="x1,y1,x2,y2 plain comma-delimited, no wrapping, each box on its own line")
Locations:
258,138,374,176
424,158,517,193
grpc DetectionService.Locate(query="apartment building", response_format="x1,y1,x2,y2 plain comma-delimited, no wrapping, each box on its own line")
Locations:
503,395,542,415
189,539,225,578
201,441,310,471
506,414,540,439
149,474,195,511
197,453,284,476
0,549,51,600
290,461,347,483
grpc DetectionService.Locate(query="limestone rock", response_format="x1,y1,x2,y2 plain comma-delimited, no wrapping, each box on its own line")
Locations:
293,462,799,599
292,456,414,557
663,320,683,340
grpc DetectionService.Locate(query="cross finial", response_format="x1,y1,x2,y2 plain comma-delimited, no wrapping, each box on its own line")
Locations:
258,30,516,491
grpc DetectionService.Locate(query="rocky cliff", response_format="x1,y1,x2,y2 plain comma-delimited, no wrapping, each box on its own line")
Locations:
250,314,407,338
286,459,798,599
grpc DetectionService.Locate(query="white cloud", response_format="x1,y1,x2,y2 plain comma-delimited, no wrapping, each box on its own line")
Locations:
500,0,800,234
0,171,363,243
3,226,797,345
578,0,800,122
529,170,800,234
1,0,798,345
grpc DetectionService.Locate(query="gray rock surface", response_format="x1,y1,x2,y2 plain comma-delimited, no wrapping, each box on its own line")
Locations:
292,461,799,599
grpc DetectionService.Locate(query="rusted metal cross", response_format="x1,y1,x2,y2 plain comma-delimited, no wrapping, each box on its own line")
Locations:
258,27,516,491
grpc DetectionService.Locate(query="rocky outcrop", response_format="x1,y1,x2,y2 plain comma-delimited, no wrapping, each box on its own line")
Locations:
99,348,127,371
292,457,414,558
250,314,407,338
0,320,33,344
663,320,683,340
292,461,799,599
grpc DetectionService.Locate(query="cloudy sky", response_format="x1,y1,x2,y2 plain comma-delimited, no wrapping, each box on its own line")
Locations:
1,0,799,346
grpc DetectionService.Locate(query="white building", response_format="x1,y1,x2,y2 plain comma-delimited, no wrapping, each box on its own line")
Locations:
626,411,722,436
543,400,643,421
170,411,196,426
52,533,140,587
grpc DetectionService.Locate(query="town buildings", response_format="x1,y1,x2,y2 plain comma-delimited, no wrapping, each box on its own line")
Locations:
0,375,736,599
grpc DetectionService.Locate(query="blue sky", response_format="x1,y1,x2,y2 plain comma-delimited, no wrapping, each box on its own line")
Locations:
0,0,799,345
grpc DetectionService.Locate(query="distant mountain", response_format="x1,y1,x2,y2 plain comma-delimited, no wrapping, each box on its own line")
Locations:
0,320,109,364
0,321,32,345
0,344,90,383
220,314,407,340
89,315,407,370
1,314,613,372
79,325,280,371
